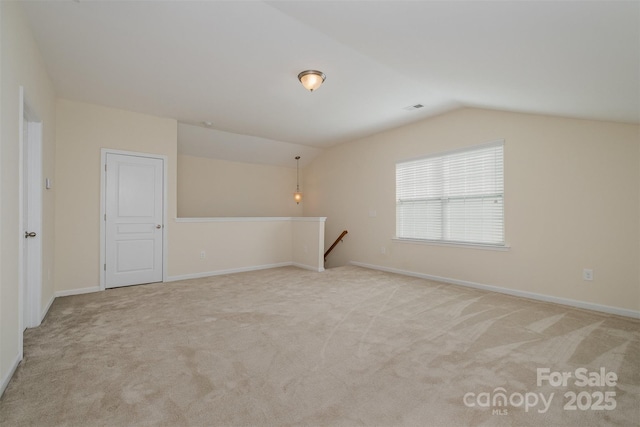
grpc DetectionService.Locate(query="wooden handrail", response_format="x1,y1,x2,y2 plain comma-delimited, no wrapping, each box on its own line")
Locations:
324,230,348,260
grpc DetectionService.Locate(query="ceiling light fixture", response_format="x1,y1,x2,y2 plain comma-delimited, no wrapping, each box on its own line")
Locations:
294,156,302,204
298,70,326,92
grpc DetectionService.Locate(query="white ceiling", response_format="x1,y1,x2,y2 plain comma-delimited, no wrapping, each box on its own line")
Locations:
22,1,639,166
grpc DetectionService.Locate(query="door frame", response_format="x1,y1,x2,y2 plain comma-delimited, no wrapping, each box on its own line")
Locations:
18,86,44,332
99,148,168,290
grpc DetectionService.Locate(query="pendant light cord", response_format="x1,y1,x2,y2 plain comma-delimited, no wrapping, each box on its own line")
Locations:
296,156,300,191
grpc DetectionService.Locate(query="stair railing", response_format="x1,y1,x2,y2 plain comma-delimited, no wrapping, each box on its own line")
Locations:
324,230,348,261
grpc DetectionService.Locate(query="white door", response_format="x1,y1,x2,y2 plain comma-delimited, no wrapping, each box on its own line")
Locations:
22,112,30,329
21,90,43,330
105,153,164,288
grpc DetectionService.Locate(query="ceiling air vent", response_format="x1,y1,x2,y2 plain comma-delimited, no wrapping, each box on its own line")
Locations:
403,104,424,111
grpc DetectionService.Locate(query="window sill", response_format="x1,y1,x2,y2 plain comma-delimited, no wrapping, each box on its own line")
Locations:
392,237,510,251
175,217,326,223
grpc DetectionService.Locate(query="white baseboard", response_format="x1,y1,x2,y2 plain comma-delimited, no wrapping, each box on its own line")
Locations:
292,262,325,272
55,262,325,293
166,262,294,282
350,261,640,319
0,352,22,398
54,286,101,298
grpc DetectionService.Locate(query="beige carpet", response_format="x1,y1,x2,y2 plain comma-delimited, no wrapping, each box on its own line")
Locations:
1,266,638,426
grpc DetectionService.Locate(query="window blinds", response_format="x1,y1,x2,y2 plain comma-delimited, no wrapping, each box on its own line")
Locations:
396,141,504,246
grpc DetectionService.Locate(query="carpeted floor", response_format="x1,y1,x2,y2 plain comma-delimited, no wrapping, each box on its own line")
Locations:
1,265,638,426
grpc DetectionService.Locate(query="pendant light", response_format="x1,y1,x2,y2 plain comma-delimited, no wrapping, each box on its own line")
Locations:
294,156,302,204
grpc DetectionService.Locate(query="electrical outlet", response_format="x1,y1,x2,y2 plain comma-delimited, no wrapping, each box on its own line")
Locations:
200,251,206,259
583,269,593,281
380,246,386,255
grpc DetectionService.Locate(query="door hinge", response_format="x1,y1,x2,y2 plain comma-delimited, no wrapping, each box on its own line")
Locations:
104,214,106,221
105,164,107,172
104,264,106,271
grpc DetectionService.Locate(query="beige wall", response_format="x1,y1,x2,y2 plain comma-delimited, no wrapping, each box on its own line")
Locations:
178,154,303,217
304,108,640,312
169,217,325,278
54,99,177,293
54,99,328,290
169,219,293,278
1,2,57,389
53,100,325,292
169,217,324,280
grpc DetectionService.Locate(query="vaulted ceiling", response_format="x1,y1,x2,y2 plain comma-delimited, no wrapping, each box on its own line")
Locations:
22,1,639,166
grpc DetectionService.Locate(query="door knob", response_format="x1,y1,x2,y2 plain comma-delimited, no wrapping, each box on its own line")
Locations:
156,224,162,229
25,231,36,238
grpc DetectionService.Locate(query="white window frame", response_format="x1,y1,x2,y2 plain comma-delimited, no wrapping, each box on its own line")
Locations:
395,140,507,249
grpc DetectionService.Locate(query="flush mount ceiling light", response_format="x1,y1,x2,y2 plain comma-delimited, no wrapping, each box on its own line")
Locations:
298,70,326,92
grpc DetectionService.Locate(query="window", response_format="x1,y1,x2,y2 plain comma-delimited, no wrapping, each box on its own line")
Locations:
396,141,504,246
